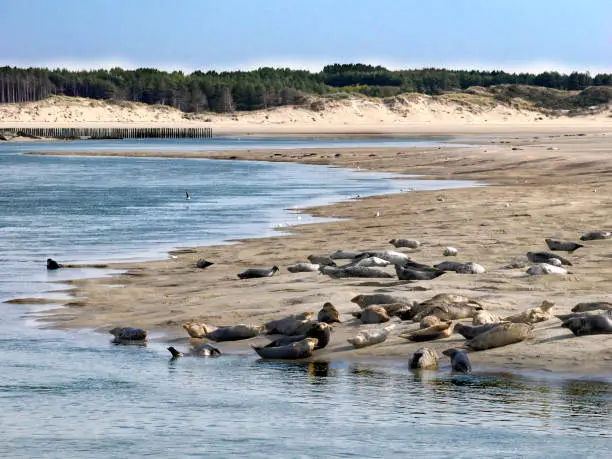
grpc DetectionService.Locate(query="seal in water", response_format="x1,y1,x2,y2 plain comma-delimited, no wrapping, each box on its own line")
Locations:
307,254,336,267
352,305,390,324
318,302,341,324
167,343,221,359
195,259,214,269
544,238,583,253
389,238,421,249
347,324,394,349
351,294,414,308
561,315,612,336
442,348,472,374
237,266,279,279
109,327,147,343
46,258,62,270
466,323,532,351
409,347,439,370
265,322,331,350
503,300,555,324
526,251,572,266
580,231,611,241
571,302,612,313
287,262,320,273
399,321,454,342
252,337,318,360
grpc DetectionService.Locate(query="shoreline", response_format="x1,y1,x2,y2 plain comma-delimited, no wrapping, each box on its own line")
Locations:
12,128,612,378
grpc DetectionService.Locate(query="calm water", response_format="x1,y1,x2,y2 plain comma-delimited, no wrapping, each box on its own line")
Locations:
0,138,610,458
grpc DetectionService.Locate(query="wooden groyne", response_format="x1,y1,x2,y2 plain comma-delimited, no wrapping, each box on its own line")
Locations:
0,127,213,139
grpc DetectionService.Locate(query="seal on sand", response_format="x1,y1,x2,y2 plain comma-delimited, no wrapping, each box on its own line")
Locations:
503,300,555,324
361,251,412,266
571,302,612,313
395,265,445,281
352,305,390,324
307,254,336,267
109,327,147,343
265,322,331,350
252,337,318,360
351,294,413,308
347,325,394,349
472,310,502,325
442,348,472,374
287,262,320,273
389,238,421,249
420,315,442,328
183,322,215,338
455,323,502,340
442,247,458,257
409,347,439,370
526,263,568,275
526,251,572,266
167,343,221,359
318,302,341,324
330,250,362,260
466,323,532,351
399,321,454,342
46,258,62,270
206,324,264,342
195,259,214,269
352,256,391,268
264,313,315,336
544,238,583,253
237,266,279,279
580,231,611,241
561,315,612,336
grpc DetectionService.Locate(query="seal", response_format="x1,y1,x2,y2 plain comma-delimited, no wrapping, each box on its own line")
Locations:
205,324,264,342
320,265,394,279
455,323,502,340
265,322,331,350
561,315,612,336
307,254,336,267
442,247,458,257
330,250,363,260
264,313,315,336
401,294,482,321
412,303,483,322
395,264,445,281
580,231,611,241
46,258,62,270
399,321,454,342
318,302,341,324
237,266,279,279
351,294,413,308
389,238,421,249
456,262,486,274
252,337,318,360
571,302,612,313
352,305,390,324
442,348,472,374
408,347,439,370
361,251,411,266
466,323,532,351
352,256,391,268
182,322,214,338
526,251,572,266
347,324,394,349
109,326,147,343
526,263,568,275
287,263,320,273
195,259,214,269
544,238,583,253
504,301,555,324
420,315,442,328
555,312,592,322
167,342,221,359
472,310,501,325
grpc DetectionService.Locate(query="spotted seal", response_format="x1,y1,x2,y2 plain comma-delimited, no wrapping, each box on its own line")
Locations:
544,239,583,253
408,347,439,370
347,325,394,349
351,294,413,308
399,321,454,342
252,337,318,360
318,302,341,324
466,323,532,351
503,300,555,324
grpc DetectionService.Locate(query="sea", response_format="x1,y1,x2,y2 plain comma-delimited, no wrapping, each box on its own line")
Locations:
0,137,610,458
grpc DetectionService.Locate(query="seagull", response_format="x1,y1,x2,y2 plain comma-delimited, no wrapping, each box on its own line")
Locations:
185,191,191,201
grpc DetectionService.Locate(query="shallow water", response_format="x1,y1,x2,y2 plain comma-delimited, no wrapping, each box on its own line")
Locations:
0,138,610,458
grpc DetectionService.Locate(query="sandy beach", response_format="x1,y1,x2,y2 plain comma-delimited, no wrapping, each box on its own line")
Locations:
16,122,610,378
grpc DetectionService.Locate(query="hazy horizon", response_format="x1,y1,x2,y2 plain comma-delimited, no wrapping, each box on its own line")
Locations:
1,0,610,75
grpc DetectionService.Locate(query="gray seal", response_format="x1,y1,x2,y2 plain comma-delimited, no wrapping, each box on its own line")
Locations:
454,323,502,340
307,254,336,267
195,259,214,269
237,266,279,279
320,265,394,279
544,238,583,253
571,302,612,313
395,265,445,281
389,238,420,249
526,251,572,266
252,337,318,359
442,348,472,374
109,327,147,343
167,343,221,359
580,231,611,241
264,322,331,350
561,315,612,336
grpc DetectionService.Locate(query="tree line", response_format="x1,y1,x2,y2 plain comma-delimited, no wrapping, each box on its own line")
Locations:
1,64,610,112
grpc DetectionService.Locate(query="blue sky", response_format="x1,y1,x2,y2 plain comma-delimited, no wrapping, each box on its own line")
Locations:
1,0,610,73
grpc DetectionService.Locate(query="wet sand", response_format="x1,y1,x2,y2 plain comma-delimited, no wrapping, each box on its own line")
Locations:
26,129,612,377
